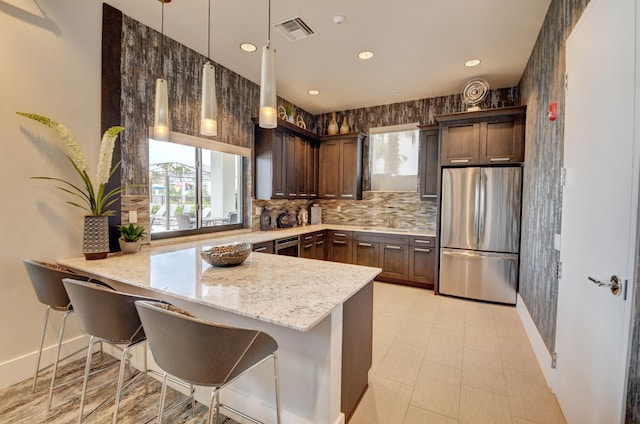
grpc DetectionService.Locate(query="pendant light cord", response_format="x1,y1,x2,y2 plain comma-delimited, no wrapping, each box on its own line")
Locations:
267,0,271,48
207,0,211,59
160,1,165,78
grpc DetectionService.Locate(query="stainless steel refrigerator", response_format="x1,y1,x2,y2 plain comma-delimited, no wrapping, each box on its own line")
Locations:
439,166,522,304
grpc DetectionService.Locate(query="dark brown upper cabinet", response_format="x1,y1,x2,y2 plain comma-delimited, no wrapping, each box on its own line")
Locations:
319,133,365,200
436,106,526,166
254,119,319,200
418,124,439,200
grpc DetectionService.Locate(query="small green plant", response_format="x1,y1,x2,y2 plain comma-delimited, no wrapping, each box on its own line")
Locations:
284,103,295,117
120,223,146,242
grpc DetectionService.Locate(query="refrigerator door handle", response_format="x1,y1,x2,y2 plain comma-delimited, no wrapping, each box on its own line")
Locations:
478,171,486,245
474,172,481,246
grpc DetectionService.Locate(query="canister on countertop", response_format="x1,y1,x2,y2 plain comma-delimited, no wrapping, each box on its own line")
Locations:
310,204,322,225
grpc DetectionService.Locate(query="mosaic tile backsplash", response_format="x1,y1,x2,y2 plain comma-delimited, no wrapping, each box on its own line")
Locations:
252,192,437,233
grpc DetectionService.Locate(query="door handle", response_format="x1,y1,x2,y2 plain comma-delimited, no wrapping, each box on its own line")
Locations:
588,275,625,298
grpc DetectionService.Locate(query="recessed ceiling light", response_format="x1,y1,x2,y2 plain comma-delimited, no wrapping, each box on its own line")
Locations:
308,90,320,95
358,51,374,60
465,59,481,67
240,43,257,52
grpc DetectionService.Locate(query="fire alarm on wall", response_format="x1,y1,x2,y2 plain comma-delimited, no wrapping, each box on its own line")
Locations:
548,102,558,121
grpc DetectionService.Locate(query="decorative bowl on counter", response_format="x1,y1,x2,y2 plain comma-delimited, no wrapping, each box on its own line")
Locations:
200,242,252,267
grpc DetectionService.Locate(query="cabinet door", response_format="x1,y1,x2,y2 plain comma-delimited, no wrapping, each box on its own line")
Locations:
353,241,379,267
379,243,408,280
271,130,286,198
419,127,439,199
283,134,297,198
408,246,436,287
307,140,319,198
314,238,325,260
319,140,341,198
340,138,359,199
440,123,480,165
479,116,525,164
328,239,352,263
300,240,315,258
294,136,308,197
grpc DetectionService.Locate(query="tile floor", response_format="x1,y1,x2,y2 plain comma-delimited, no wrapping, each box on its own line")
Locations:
348,282,566,424
0,282,565,423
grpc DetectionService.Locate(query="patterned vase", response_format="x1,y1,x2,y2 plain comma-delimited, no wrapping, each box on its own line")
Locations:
82,216,110,260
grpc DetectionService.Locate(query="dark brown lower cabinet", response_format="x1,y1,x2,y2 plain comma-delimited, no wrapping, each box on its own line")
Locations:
407,236,436,288
379,243,409,281
300,231,325,260
327,231,352,264
353,241,379,267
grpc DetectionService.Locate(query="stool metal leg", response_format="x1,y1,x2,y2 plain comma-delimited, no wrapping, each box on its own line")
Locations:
157,371,169,424
46,310,73,411
273,354,281,424
32,306,51,392
112,344,133,424
78,335,95,424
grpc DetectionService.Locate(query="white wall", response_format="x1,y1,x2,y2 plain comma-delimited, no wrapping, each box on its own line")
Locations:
0,1,106,387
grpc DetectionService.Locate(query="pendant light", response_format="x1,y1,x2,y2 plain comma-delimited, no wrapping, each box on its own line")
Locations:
259,0,277,129
200,0,218,136
153,0,171,141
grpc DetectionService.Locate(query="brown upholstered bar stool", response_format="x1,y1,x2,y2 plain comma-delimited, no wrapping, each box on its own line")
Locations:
22,259,99,410
135,300,282,424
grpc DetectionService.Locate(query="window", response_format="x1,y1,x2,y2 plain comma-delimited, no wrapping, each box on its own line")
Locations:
149,131,249,237
369,123,420,191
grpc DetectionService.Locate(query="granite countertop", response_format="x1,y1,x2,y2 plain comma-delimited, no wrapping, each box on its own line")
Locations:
59,242,381,332
152,224,436,248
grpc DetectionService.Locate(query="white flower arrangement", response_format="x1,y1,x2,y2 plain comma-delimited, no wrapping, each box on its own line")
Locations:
17,112,125,216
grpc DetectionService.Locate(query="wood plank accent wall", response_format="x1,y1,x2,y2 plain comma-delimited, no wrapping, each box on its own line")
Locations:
518,0,590,356
520,2,640,420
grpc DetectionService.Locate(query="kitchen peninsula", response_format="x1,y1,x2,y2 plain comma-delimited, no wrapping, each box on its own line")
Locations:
59,237,380,424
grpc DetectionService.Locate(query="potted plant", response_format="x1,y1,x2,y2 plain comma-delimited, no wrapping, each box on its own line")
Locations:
284,104,295,123
119,223,146,254
17,112,126,259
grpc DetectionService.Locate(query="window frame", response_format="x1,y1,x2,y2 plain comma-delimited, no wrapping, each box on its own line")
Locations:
368,123,420,192
148,130,250,240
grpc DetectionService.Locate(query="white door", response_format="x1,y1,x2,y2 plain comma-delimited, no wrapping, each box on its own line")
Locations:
555,0,637,423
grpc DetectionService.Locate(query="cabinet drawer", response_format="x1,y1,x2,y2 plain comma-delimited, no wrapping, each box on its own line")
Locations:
252,241,274,254
328,230,352,240
410,236,436,246
355,232,408,245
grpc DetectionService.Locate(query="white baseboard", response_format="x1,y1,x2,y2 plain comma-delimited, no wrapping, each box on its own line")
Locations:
516,293,556,390
0,334,90,390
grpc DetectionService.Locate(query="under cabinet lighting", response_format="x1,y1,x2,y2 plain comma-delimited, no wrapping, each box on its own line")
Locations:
465,59,481,67
358,51,374,60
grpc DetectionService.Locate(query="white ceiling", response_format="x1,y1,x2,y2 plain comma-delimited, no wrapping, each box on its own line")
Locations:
106,0,551,115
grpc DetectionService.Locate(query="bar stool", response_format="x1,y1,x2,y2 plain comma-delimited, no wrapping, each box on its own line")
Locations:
135,300,281,424
22,259,99,410
62,279,166,424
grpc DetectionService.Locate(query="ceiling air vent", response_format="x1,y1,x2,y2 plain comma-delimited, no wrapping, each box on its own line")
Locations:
275,16,315,41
